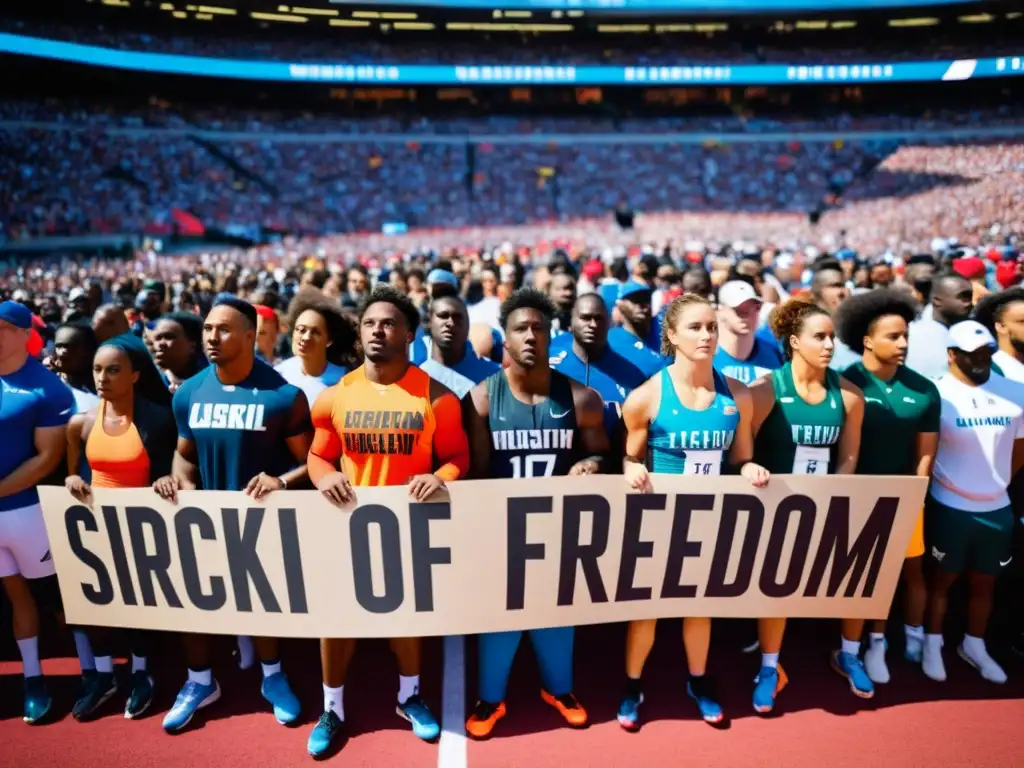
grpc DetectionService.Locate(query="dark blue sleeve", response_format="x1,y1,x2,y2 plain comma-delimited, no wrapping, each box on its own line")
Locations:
172,379,195,442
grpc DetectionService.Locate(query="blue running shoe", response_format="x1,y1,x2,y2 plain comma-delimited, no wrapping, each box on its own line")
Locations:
396,694,440,741
23,675,52,724
831,650,875,699
686,676,724,724
262,672,301,725
162,679,220,733
72,670,118,721
616,688,644,731
753,666,780,714
125,671,155,720
308,710,345,759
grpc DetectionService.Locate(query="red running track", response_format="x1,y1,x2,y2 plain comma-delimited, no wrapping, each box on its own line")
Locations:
0,620,1021,767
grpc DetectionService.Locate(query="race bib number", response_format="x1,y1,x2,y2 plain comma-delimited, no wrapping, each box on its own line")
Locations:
684,449,722,476
793,445,829,475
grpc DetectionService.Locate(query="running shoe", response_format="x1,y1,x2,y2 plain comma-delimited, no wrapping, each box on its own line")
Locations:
72,670,118,721
752,664,788,714
466,700,506,739
831,651,875,698
125,671,155,719
162,679,220,733
922,640,946,682
261,671,301,725
958,642,1007,684
397,694,440,740
23,675,52,725
864,637,890,684
307,710,345,758
541,690,588,727
616,689,644,731
905,631,924,663
686,676,724,724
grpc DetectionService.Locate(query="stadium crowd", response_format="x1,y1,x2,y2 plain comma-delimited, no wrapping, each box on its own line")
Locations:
0,220,1023,757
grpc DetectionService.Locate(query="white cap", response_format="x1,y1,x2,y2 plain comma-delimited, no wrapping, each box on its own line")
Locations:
718,280,761,309
947,320,997,353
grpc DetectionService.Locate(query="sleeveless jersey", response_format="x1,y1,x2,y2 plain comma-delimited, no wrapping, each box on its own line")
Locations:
487,370,578,479
754,362,845,475
86,399,150,489
648,368,739,476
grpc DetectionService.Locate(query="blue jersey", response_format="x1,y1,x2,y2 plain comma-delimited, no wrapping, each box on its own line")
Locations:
648,368,739,476
606,327,664,379
420,345,500,399
487,370,578,479
713,337,784,384
0,358,75,511
172,360,310,491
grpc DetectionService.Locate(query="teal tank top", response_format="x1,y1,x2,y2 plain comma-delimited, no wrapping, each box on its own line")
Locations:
753,362,845,475
648,368,739,475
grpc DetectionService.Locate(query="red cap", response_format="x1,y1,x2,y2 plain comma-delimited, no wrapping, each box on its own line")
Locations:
581,260,603,280
996,260,1020,289
952,256,986,281
253,304,277,320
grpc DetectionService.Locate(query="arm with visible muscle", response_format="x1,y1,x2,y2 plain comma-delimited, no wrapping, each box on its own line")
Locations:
836,379,865,475
307,385,354,507
64,412,95,502
621,378,655,492
727,378,770,487
466,381,492,480
0,425,68,499
569,382,609,475
429,379,470,483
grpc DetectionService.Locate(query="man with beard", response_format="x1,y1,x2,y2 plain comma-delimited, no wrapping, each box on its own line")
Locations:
549,293,649,468
463,289,608,738
906,273,974,379
307,285,469,758
419,295,498,398
975,288,1024,382
921,320,1024,684
153,296,312,733
609,282,663,378
547,271,577,338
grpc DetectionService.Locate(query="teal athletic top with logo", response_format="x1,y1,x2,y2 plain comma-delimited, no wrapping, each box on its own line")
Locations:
753,362,845,475
648,367,739,475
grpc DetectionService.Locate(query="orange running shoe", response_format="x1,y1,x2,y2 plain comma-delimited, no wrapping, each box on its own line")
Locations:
466,700,506,739
541,690,588,728
776,663,789,694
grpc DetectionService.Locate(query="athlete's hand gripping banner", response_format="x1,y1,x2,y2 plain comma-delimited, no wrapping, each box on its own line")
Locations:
38,474,927,637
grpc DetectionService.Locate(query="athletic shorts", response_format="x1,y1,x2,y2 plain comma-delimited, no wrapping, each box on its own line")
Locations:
905,508,925,559
925,498,1014,576
0,503,56,580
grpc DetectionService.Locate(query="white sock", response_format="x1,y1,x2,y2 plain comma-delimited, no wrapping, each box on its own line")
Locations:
188,668,213,686
261,661,282,678
95,655,114,674
905,624,924,640
17,637,42,678
869,632,885,643
925,633,943,651
236,636,255,669
840,637,861,657
73,629,95,672
761,652,779,669
398,674,420,704
131,655,147,673
324,684,344,719
962,634,987,657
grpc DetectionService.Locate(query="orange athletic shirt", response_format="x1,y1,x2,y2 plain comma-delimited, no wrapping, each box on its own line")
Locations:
309,365,469,488
85,400,151,489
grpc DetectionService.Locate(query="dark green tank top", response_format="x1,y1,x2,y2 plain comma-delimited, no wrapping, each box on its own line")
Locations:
753,362,845,475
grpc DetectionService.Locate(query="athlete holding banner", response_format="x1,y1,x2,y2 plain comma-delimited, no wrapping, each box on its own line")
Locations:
307,285,470,758
617,294,770,729
834,290,940,685
152,296,313,733
747,298,866,709
464,288,608,738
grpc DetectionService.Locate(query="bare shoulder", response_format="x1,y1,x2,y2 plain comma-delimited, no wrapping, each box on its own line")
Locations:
569,379,604,415
622,374,659,421
839,376,865,406
747,373,777,407
467,377,492,417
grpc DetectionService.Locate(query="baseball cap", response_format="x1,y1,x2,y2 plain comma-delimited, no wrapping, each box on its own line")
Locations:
617,281,652,301
947,320,997,353
426,268,459,289
718,280,761,309
68,287,88,303
0,300,34,330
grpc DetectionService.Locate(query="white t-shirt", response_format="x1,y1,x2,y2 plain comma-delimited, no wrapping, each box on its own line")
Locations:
468,296,501,331
274,357,346,407
70,387,100,415
993,350,1024,384
930,373,1024,512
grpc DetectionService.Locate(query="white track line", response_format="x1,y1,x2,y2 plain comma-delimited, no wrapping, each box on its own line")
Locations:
438,634,467,768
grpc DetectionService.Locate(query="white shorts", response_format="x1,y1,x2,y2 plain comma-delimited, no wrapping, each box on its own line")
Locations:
0,502,56,580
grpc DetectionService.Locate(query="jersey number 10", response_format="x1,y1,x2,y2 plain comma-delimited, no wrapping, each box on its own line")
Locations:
509,454,556,478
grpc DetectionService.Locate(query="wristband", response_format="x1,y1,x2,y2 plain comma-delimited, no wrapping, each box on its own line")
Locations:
277,476,289,490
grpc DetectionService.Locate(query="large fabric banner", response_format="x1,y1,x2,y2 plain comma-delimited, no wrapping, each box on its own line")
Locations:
38,474,927,638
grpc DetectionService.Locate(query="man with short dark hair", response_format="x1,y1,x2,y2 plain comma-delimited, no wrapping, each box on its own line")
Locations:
153,296,313,733
419,295,498,398
907,273,974,379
